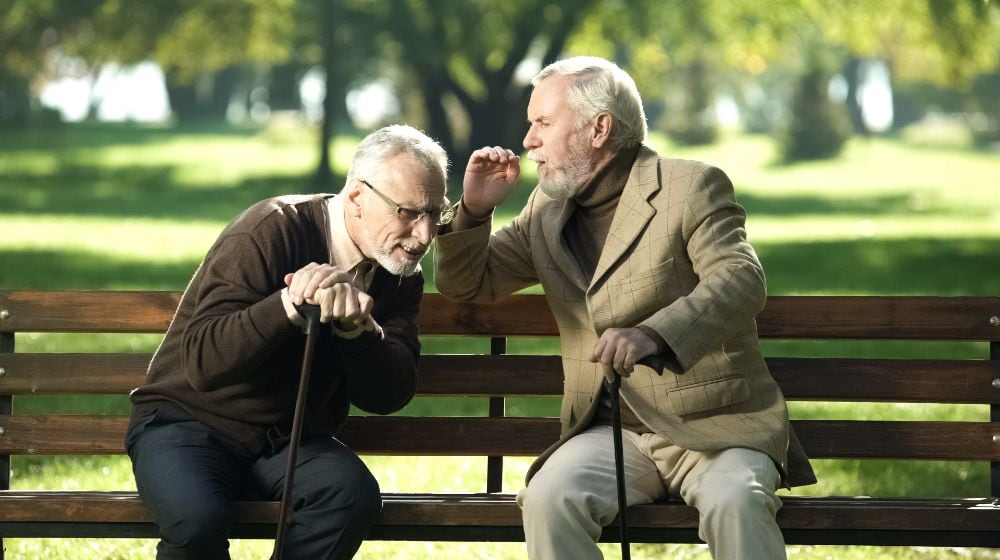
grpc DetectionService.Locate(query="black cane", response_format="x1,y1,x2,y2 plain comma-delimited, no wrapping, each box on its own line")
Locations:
606,373,631,560
273,303,321,560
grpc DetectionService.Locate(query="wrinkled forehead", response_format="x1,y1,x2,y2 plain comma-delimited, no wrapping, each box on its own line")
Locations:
527,75,576,119
369,152,447,206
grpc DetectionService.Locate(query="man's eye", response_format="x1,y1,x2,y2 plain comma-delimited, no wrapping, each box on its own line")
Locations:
399,208,423,221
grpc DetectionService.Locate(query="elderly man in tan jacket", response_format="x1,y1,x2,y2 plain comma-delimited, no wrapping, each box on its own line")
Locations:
434,56,815,559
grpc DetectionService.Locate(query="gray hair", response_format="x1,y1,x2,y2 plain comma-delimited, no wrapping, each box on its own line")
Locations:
532,56,647,152
345,124,449,189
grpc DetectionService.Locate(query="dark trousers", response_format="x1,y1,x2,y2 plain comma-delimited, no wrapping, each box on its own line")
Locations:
126,408,381,560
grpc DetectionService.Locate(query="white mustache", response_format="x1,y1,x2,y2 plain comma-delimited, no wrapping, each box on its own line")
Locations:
527,150,546,163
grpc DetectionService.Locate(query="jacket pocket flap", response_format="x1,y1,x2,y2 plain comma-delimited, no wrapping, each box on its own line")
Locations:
665,375,750,416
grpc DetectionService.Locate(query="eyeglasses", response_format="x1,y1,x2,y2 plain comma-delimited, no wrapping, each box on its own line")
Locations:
360,179,454,226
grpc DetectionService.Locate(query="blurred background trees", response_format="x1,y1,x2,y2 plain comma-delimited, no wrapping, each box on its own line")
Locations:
2,0,998,186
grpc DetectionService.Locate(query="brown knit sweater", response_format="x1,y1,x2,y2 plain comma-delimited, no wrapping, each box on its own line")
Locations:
129,195,422,454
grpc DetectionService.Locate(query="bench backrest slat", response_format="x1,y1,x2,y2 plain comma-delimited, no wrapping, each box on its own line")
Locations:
3,292,1000,340
759,296,1000,340
0,415,996,461
1,354,997,403
767,357,1000,404
0,291,180,334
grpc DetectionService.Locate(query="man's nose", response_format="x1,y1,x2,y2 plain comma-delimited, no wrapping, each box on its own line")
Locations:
412,216,436,244
523,125,540,151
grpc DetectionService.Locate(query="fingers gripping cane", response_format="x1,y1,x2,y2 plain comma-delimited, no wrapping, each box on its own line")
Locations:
273,303,321,560
606,373,631,560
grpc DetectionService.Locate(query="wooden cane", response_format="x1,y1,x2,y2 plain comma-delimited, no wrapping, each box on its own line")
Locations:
607,374,631,560
273,303,321,560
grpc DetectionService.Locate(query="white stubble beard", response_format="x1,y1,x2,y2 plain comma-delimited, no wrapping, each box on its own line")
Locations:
530,130,595,201
361,223,426,277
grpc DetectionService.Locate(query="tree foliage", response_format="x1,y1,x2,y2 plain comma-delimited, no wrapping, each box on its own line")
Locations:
2,0,998,161
1,0,296,81
346,0,599,164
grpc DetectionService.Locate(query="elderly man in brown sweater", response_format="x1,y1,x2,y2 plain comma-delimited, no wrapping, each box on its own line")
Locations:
127,125,451,560
434,57,815,559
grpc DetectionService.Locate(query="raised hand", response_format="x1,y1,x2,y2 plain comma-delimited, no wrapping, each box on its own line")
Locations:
462,146,520,218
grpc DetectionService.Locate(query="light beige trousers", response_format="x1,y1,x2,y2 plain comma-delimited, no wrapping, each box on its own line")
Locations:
516,425,785,560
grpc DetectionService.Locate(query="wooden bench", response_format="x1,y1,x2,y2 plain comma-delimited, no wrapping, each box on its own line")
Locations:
1,290,999,554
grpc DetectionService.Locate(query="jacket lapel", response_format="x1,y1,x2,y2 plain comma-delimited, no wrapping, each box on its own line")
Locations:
540,196,590,290
589,147,661,292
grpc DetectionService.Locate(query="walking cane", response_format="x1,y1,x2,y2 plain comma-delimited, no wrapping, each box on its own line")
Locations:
606,373,631,560
273,303,321,560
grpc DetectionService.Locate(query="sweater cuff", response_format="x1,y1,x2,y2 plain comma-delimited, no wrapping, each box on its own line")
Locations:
336,324,384,356
250,290,300,341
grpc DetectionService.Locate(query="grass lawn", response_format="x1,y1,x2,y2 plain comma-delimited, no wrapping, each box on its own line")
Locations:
1,122,999,559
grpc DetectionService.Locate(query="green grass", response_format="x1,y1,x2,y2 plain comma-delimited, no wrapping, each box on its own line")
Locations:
2,123,1000,558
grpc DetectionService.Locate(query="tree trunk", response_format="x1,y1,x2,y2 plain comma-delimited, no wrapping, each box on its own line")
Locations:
0,66,32,126
420,74,457,161
268,63,306,111
165,67,243,124
314,0,338,192
843,57,870,136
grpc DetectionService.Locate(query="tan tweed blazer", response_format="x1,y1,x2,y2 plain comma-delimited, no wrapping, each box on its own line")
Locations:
435,146,815,487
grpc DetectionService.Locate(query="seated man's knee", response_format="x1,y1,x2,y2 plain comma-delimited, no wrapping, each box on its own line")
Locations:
308,463,382,525
519,471,593,521
158,499,233,551
349,468,382,525
692,470,780,525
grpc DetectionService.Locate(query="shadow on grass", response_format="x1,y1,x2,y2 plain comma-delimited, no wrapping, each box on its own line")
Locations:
0,248,200,290
0,122,261,153
741,192,956,217
2,164,330,222
757,237,1000,295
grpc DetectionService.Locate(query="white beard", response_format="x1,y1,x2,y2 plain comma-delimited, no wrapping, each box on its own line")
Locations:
361,223,425,277
532,132,595,201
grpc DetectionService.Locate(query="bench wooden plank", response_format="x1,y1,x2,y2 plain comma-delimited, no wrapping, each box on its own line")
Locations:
4,292,1000,340
0,492,996,533
0,354,566,397
0,291,180,334
1,415,998,460
758,296,1000,341
4,354,998,404
793,420,1000,461
0,353,150,394
767,357,1000,404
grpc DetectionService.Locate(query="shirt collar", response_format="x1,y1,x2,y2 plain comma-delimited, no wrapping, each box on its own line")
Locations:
327,195,378,287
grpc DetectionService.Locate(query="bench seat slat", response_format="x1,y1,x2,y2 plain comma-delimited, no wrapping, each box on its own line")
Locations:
4,292,1000,340
1,416,997,460
4,354,997,404
0,492,996,534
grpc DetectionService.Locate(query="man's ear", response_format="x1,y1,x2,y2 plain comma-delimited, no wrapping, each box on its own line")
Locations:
345,181,364,217
591,113,613,149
